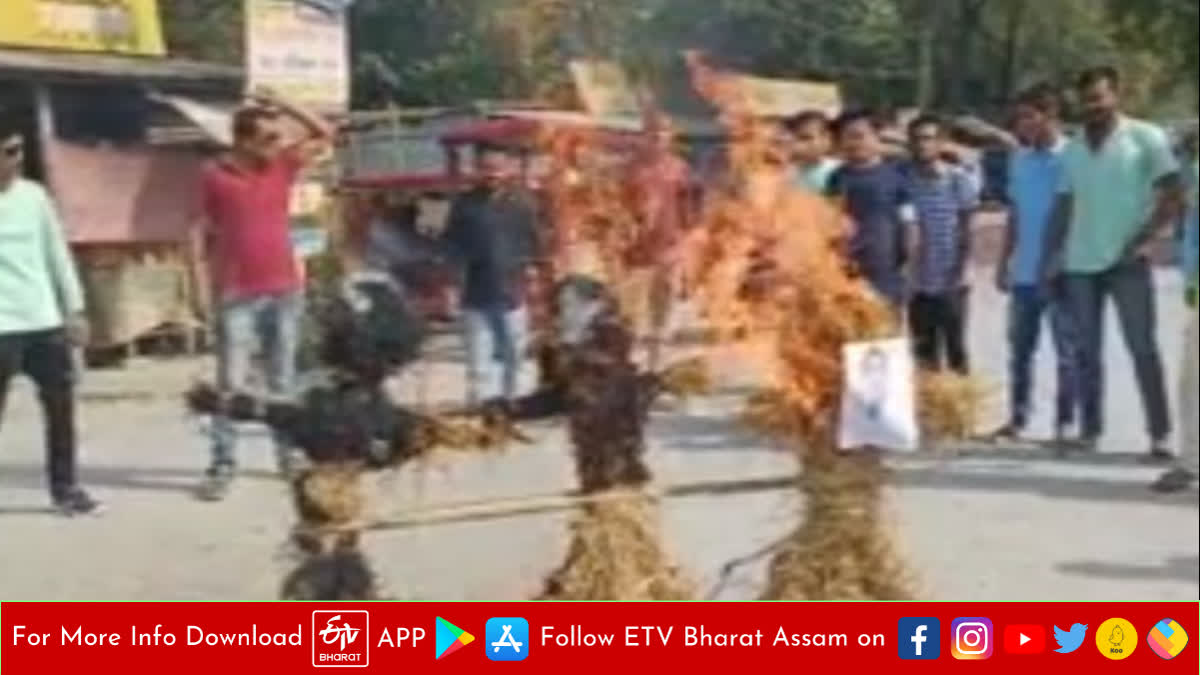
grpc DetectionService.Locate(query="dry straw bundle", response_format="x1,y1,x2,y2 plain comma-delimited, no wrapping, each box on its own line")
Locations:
917,371,989,443
293,463,367,528
283,464,380,600
759,454,914,601
540,498,694,601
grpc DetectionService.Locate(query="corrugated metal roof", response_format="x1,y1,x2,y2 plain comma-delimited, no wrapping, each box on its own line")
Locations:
0,47,240,84
148,93,236,147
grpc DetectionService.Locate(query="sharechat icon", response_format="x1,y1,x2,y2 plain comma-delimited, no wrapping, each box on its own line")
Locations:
1147,618,1189,660
1053,624,1087,654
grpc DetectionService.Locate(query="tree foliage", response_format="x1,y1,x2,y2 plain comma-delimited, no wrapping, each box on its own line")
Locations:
158,0,1198,116
159,0,242,65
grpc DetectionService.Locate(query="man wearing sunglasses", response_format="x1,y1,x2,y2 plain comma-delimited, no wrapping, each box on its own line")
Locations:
197,88,333,501
0,114,99,516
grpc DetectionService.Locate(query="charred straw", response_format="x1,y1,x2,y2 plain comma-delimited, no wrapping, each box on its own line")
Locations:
185,278,522,601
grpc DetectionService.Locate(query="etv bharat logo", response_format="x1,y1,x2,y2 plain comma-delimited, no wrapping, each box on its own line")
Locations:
312,611,369,668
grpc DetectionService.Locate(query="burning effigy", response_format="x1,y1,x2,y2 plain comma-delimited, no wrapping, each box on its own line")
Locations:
502,274,708,600
527,51,980,601
186,275,522,600
681,53,982,599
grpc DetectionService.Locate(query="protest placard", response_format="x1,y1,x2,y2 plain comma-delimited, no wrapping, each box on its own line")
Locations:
838,338,919,451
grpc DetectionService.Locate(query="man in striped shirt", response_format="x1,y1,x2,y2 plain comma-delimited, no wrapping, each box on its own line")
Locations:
904,114,980,374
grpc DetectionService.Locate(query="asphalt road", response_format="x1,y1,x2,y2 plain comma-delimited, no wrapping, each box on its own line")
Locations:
1,270,1196,601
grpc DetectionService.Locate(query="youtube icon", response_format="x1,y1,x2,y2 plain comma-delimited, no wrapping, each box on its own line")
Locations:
1003,625,1046,655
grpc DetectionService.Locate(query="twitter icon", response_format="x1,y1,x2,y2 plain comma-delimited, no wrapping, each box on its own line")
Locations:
1054,624,1088,654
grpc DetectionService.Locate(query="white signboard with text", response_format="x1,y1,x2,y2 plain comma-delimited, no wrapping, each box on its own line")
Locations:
245,0,349,111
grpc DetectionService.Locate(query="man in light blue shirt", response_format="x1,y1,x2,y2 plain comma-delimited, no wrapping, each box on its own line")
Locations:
0,114,99,515
786,111,840,194
991,84,1079,442
1044,67,1184,458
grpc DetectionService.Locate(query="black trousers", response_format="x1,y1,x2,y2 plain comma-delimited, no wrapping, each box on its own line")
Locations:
0,329,79,499
908,289,970,375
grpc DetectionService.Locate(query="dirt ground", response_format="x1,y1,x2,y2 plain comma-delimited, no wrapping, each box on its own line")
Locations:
1,269,1196,601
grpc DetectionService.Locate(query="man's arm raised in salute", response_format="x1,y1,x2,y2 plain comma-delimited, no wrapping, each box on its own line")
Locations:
249,86,336,167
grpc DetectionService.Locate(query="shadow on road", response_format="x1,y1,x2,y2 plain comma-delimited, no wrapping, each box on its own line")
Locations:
0,506,57,517
0,465,282,496
1056,556,1200,586
892,464,1200,507
933,444,1186,466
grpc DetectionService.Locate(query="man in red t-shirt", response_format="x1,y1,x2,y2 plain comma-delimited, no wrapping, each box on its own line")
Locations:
196,88,332,501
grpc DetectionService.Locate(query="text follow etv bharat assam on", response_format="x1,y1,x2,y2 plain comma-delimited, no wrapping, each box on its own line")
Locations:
540,625,888,649
11,625,304,648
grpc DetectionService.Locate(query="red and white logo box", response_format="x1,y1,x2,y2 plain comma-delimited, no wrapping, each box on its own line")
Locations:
312,611,370,668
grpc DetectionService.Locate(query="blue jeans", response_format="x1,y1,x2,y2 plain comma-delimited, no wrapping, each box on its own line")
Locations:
463,305,527,405
1066,259,1171,441
1007,282,1079,430
210,291,303,472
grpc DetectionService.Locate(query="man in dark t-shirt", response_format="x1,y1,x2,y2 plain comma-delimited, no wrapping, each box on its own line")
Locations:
827,110,916,309
443,147,541,405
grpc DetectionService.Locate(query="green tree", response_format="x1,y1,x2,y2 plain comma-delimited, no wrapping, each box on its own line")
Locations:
1106,0,1199,115
158,0,1197,116
159,0,243,64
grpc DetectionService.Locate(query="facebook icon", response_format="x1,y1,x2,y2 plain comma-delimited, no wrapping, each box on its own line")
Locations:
897,618,941,660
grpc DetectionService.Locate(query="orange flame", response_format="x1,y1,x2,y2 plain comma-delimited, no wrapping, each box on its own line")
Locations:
535,54,898,454
534,53,927,601
682,53,897,451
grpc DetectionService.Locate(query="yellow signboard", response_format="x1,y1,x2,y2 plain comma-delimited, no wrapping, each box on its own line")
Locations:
733,74,842,118
0,0,165,56
569,60,643,118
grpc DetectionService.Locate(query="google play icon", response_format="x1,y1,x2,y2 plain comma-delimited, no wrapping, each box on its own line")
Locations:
436,617,475,660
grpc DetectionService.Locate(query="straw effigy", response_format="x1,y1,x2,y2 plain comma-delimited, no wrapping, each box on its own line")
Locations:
502,271,704,600
186,277,523,601
540,498,694,601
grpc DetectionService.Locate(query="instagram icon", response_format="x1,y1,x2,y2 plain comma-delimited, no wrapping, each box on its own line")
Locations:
951,618,994,660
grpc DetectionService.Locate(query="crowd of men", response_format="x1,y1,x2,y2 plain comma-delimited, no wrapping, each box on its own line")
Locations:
786,66,1197,492
1,64,1197,518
